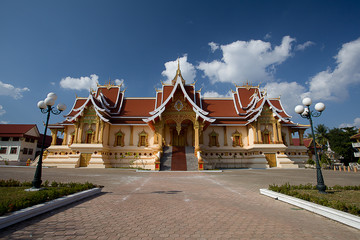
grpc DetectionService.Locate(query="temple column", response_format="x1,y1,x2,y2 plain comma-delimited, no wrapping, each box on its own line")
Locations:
277,122,283,144
246,125,249,146
157,124,164,150
74,123,79,143
289,128,293,145
257,121,262,143
129,126,134,146
50,129,58,145
78,122,84,143
223,126,228,146
99,121,104,144
95,119,100,144
272,122,278,144
194,121,200,154
107,123,111,146
62,127,68,145
299,129,304,146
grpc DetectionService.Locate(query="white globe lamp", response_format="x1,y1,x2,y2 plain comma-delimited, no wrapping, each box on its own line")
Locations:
44,97,55,106
294,105,304,114
57,103,66,111
47,92,57,101
302,97,312,106
315,102,325,112
37,100,46,109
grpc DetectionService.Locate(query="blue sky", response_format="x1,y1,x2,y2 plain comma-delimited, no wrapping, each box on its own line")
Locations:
0,0,360,133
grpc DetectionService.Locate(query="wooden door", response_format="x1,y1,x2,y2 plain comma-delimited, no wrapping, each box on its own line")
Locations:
265,153,277,167
172,129,185,146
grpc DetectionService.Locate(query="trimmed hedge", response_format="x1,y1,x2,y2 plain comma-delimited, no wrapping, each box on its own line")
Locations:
0,179,99,216
269,183,360,216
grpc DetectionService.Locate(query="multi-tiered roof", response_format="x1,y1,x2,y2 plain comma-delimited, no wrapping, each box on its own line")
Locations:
62,66,299,129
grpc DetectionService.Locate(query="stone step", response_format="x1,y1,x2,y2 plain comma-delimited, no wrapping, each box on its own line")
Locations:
185,147,198,171
160,146,172,171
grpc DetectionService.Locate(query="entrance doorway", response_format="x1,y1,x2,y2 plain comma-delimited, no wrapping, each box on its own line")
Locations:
172,129,186,146
79,153,91,167
265,153,277,167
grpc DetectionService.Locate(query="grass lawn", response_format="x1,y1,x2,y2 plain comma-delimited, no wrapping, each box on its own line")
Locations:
0,179,98,216
269,183,360,216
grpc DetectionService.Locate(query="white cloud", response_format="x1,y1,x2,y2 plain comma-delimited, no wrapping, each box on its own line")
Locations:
264,33,271,40
203,90,232,98
50,82,56,86
0,81,29,99
0,105,5,116
295,41,315,51
60,74,99,91
264,81,307,115
198,36,295,84
0,121,9,124
306,37,360,101
208,42,219,52
339,117,360,128
161,55,196,83
114,79,124,86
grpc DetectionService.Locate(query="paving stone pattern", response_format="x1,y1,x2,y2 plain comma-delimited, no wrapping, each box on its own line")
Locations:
0,168,359,239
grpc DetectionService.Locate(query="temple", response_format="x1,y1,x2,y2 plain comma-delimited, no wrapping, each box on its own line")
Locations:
45,63,309,170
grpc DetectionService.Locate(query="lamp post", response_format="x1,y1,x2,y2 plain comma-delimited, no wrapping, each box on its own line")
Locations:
31,93,66,189
295,97,326,193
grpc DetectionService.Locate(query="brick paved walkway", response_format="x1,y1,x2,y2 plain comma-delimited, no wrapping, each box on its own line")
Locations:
0,168,359,239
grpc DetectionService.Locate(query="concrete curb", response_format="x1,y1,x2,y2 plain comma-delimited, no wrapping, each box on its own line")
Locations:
136,170,223,173
0,187,102,230
260,188,360,230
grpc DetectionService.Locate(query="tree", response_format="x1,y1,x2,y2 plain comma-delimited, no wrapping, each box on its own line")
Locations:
314,124,329,148
327,127,357,165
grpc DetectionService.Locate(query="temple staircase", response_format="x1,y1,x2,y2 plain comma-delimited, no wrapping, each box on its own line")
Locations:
185,147,198,171
160,146,197,171
160,146,172,171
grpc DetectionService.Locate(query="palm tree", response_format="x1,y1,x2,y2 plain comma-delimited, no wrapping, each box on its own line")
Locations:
315,124,329,148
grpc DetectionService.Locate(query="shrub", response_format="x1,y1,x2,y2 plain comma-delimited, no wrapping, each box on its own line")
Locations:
268,183,360,216
0,180,98,216
307,159,315,165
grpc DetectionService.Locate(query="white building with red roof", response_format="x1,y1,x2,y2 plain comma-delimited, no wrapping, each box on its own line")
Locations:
0,124,40,165
45,64,309,170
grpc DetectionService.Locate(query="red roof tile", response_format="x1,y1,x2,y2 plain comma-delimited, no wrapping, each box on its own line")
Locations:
202,99,238,117
0,124,38,137
120,99,155,117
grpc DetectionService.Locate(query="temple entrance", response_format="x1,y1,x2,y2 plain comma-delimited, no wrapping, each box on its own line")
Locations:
166,119,194,147
172,129,186,146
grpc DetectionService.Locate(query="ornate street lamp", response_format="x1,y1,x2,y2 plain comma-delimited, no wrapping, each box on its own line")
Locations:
31,93,66,189
295,97,326,193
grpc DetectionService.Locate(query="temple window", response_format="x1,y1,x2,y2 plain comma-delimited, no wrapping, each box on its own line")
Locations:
137,130,149,147
262,129,271,144
115,130,125,147
232,130,243,147
208,130,219,147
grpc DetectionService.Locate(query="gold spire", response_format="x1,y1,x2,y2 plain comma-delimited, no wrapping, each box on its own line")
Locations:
176,57,181,75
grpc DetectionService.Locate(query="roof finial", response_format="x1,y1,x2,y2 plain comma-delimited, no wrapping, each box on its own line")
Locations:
177,57,181,75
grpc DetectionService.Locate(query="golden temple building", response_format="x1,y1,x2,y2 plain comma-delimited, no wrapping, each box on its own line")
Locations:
45,64,309,170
